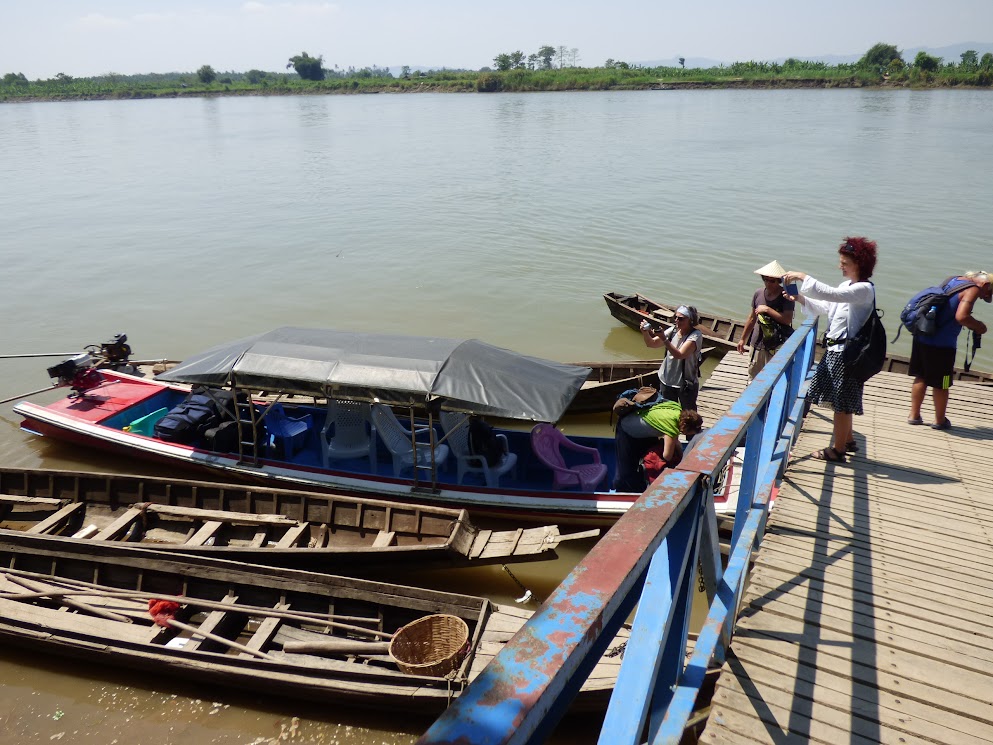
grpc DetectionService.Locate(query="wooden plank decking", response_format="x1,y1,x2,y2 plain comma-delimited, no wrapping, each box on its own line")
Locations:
697,351,750,428
702,369,993,744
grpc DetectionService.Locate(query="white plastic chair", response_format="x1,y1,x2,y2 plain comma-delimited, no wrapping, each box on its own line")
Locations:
439,412,517,488
370,404,449,478
321,399,376,472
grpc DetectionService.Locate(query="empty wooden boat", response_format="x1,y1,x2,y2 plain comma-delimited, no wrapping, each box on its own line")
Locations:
0,533,626,712
0,467,595,571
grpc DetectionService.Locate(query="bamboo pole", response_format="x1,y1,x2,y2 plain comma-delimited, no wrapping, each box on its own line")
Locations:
0,353,74,359
163,618,275,661
4,574,131,623
0,385,59,406
0,567,392,638
282,639,391,656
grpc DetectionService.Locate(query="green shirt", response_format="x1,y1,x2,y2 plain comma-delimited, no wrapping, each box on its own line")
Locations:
638,400,682,437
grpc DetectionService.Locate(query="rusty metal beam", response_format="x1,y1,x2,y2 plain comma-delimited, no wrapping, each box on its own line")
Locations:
417,470,702,745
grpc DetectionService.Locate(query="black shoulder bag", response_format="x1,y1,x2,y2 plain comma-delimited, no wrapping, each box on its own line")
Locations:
842,284,887,383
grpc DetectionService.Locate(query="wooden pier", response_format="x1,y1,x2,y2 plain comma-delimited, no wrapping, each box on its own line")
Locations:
702,369,993,743
697,351,750,428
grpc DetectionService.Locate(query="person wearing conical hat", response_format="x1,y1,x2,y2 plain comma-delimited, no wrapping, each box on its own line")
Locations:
737,259,796,379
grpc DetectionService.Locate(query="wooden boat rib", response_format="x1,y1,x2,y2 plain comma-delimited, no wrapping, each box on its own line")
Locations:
0,467,595,571
603,291,993,384
0,533,624,712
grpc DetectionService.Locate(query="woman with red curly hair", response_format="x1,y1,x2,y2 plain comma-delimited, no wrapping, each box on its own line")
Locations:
782,237,878,463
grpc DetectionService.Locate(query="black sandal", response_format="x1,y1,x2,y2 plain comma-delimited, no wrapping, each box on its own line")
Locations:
812,447,846,463
846,440,859,453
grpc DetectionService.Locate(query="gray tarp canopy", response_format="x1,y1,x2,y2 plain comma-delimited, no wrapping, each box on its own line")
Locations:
155,327,591,422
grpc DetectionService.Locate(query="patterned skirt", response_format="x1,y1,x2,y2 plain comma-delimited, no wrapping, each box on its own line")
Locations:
807,349,864,415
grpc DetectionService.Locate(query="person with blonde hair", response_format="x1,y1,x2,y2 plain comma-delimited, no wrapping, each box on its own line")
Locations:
907,270,991,429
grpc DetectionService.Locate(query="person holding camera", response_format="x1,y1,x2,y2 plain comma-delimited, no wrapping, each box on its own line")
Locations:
737,260,795,379
782,236,878,463
639,305,703,410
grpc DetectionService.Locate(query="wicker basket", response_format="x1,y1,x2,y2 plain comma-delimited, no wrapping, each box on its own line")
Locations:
388,614,470,677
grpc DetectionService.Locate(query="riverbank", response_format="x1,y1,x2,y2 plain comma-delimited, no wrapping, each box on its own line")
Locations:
3,63,991,103
4,78,989,104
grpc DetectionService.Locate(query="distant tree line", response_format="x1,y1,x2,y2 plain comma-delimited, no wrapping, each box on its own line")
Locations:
490,45,580,72
3,43,992,101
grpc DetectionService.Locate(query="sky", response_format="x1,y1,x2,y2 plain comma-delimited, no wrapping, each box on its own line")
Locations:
2,0,992,79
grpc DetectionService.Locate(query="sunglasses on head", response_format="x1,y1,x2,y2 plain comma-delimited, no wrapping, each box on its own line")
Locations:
840,242,857,254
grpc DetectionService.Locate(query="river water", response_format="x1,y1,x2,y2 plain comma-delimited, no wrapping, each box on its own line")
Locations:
1,88,992,743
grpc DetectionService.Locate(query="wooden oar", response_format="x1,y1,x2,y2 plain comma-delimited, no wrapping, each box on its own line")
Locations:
3,574,131,623
283,639,392,656
160,616,276,661
0,568,391,638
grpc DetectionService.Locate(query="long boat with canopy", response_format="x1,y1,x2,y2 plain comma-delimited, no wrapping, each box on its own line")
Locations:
16,328,740,524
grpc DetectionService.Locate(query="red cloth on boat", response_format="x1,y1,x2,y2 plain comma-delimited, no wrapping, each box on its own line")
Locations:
148,599,181,626
640,445,668,483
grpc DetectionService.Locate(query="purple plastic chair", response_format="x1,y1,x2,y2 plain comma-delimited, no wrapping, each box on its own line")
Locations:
530,423,607,491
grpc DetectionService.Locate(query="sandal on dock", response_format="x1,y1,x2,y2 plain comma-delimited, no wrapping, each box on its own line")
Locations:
845,440,859,453
812,447,846,463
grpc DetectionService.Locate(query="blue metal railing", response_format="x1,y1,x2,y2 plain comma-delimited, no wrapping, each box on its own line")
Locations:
418,320,820,745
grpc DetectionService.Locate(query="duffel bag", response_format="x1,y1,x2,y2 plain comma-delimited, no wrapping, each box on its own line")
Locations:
154,404,219,444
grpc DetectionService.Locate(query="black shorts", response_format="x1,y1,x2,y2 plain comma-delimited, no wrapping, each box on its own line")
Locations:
908,338,956,389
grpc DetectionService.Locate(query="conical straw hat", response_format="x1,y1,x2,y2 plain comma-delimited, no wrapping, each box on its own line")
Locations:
754,260,787,277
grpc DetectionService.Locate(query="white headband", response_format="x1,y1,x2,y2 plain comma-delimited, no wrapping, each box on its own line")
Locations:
676,305,691,318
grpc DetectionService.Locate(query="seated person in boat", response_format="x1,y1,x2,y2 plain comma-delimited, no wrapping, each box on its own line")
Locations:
613,401,703,493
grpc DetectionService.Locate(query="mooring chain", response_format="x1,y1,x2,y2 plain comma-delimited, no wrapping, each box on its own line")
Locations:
604,641,627,658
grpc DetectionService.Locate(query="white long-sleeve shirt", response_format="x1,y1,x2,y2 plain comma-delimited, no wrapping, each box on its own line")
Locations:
799,276,875,341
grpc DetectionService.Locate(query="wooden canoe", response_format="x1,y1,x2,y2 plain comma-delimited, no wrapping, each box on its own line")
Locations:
0,532,625,712
0,467,595,571
604,291,993,384
604,292,746,352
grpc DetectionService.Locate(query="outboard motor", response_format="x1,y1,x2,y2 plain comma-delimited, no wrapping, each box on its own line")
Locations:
96,333,132,366
47,353,103,398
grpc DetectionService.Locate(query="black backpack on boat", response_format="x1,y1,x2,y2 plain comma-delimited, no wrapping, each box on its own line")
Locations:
154,387,237,445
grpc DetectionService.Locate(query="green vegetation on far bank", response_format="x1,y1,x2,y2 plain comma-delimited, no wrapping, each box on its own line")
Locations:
3,43,992,103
